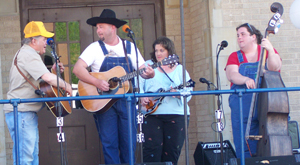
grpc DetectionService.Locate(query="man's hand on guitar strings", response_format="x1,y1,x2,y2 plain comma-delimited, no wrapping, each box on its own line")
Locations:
95,79,110,92
64,82,73,95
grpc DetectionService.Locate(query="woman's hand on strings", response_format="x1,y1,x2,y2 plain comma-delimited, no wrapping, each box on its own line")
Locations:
170,87,180,98
140,97,150,106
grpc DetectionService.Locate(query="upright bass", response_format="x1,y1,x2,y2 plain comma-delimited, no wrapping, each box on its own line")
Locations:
245,2,292,157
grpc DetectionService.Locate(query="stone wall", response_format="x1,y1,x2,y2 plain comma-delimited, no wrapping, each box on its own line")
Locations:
0,15,21,165
0,3,22,163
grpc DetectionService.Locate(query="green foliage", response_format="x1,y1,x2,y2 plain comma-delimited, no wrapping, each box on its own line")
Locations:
131,19,142,38
55,22,67,42
136,40,144,56
55,21,81,84
71,66,79,84
70,43,80,84
69,21,80,41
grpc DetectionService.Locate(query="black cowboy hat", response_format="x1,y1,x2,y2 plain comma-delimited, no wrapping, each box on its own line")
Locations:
86,9,127,28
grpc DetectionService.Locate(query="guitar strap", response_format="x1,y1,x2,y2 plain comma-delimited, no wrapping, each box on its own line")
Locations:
13,49,45,96
158,65,174,83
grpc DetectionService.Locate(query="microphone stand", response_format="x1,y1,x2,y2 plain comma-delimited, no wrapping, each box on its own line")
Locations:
207,83,211,91
126,31,143,164
216,44,225,165
49,43,65,165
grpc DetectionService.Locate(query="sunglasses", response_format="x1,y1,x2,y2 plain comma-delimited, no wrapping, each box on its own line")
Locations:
246,23,254,34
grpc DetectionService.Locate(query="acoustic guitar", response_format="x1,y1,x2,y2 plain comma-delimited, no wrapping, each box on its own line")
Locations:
141,79,195,116
78,54,179,113
39,68,72,117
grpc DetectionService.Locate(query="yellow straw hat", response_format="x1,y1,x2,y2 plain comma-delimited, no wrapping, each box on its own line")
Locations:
24,21,54,38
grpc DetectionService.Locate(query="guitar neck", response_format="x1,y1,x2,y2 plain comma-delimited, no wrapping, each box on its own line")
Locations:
164,80,194,92
119,62,161,82
166,86,182,92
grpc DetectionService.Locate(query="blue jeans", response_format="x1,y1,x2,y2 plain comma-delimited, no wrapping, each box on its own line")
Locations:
96,46,136,164
229,93,259,158
5,111,39,165
93,99,137,164
229,53,260,158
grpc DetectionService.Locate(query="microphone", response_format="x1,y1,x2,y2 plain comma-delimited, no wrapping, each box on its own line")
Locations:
199,77,213,85
199,77,217,90
47,38,54,45
218,40,228,51
122,25,134,34
220,40,228,48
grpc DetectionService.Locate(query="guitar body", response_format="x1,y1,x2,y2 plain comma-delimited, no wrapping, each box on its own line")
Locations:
78,66,130,113
39,81,72,117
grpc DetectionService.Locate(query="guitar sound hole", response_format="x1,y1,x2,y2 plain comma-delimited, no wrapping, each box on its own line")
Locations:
108,77,119,90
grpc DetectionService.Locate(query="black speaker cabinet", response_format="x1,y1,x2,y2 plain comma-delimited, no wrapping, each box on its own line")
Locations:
229,154,300,165
194,140,237,165
99,162,172,165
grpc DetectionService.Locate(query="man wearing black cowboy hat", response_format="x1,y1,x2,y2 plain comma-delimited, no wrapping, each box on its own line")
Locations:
73,9,154,164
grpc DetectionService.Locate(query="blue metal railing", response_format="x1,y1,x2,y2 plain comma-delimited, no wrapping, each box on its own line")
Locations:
2,86,300,165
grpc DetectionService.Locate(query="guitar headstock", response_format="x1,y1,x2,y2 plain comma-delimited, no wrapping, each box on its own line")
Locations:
186,79,196,88
159,54,179,67
266,2,284,35
175,79,196,90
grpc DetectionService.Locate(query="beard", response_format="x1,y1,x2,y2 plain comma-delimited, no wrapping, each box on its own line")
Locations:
98,34,105,41
99,37,105,41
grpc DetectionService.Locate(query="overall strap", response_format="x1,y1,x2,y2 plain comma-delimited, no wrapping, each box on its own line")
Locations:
98,40,109,55
121,39,132,73
237,50,244,63
126,40,131,54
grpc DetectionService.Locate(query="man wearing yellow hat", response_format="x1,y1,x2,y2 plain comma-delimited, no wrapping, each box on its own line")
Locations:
3,21,72,165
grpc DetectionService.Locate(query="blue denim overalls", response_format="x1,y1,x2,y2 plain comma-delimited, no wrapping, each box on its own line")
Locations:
229,50,260,158
93,39,137,164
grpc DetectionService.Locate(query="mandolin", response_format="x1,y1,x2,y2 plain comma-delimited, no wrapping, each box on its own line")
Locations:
141,79,195,115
